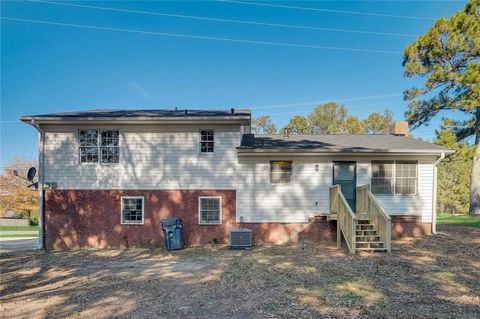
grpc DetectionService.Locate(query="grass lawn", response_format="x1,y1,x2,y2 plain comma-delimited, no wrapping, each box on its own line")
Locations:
1,225,479,318
0,233,39,238
437,213,480,228
0,225,39,231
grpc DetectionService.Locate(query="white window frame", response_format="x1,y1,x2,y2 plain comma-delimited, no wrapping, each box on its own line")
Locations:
270,161,293,185
120,196,144,225
78,129,120,165
371,160,418,196
199,129,215,153
198,196,222,225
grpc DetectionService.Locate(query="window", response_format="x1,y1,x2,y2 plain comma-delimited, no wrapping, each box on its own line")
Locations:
371,161,394,194
79,130,119,164
100,130,120,164
121,197,144,224
79,130,99,163
200,130,214,152
199,197,221,224
270,161,292,184
395,161,417,195
371,161,417,195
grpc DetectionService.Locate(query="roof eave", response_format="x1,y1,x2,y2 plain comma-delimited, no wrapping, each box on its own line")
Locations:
236,148,455,156
20,116,251,124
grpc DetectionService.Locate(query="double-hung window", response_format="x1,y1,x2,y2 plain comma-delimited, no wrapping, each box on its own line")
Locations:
395,161,417,195
270,161,292,185
371,161,417,195
199,197,222,224
200,130,214,152
121,197,144,224
79,130,120,164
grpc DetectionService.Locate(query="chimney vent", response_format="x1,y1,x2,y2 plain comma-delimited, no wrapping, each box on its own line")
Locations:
231,108,235,114
389,122,409,136
284,127,290,138
184,109,188,115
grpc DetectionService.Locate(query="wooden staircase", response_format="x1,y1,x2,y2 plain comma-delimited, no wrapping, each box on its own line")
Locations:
330,184,391,254
355,220,388,252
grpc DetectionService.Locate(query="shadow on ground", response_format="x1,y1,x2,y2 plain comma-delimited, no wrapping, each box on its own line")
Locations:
0,225,479,319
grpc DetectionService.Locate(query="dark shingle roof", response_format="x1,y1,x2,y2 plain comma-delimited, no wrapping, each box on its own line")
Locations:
238,134,453,154
20,108,251,122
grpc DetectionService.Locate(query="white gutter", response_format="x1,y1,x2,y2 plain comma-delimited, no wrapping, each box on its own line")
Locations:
432,152,446,234
29,120,45,250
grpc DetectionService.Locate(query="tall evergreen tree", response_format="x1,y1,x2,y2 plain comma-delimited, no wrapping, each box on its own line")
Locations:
435,119,474,214
403,0,480,215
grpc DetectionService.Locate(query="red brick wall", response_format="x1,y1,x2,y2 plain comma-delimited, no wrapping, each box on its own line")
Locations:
244,216,336,245
44,190,237,250
43,190,430,250
391,216,432,238
44,190,337,250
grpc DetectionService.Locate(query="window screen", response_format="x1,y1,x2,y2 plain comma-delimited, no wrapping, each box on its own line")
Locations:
79,130,99,163
371,161,394,194
270,161,292,184
101,131,120,164
121,197,144,224
395,161,417,195
200,130,214,152
199,197,221,224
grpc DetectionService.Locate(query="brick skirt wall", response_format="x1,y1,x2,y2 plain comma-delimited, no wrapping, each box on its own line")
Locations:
391,216,432,238
44,190,430,250
44,190,237,250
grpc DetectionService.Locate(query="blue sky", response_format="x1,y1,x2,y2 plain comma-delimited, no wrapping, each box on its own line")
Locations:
0,0,469,167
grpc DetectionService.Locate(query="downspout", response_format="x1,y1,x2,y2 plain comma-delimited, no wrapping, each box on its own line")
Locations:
432,152,445,234
29,120,45,250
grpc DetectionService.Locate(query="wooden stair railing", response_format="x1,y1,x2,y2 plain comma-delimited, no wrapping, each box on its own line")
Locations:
330,185,357,254
356,185,392,253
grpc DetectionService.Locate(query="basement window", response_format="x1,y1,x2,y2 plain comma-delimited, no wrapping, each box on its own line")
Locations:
200,130,214,152
121,197,144,224
270,161,292,184
199,197,222,225
371,161,417,195
79,130,120,164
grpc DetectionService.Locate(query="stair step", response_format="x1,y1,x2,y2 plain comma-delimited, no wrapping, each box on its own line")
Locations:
357,220,374,225
356,242,384,248
356,236,381,242
356,224,375,230
356,230,378,236
356,248,388,253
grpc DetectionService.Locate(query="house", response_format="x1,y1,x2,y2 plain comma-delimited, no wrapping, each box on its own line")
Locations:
21,109,453,252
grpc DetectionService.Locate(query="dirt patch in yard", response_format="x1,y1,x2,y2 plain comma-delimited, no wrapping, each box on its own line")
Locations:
1,225,479,319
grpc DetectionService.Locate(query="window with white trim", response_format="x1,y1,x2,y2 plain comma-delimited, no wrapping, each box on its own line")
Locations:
395,161,417,195
200,130,214,152
270,161,292,184
100,130,120,163
199,197,221,224
371,161,417,195
79,130,119,164
371,161,394,194
121,197,144,224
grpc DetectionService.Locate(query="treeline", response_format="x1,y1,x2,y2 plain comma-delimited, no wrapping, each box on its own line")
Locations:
252,102,394,135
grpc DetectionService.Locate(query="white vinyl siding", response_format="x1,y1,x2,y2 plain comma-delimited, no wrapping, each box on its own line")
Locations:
41,124,436,224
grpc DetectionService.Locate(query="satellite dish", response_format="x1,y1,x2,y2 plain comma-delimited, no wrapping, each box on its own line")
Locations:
27,167,37,181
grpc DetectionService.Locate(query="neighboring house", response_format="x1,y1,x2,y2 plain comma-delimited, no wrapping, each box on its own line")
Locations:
21,109,453,252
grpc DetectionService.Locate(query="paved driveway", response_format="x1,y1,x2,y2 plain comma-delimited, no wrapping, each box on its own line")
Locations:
0,237,39,253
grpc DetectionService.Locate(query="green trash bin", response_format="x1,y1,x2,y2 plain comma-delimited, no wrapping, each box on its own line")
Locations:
161,218,184,251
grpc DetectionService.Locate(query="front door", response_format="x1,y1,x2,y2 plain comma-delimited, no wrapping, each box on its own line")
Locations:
333,161,357,211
